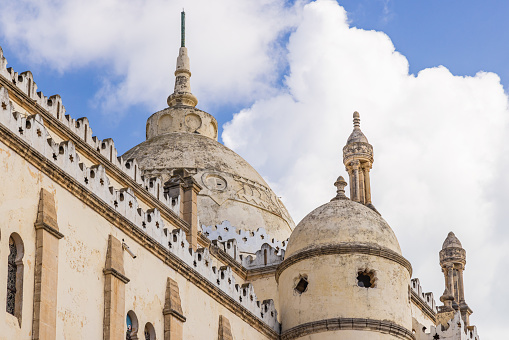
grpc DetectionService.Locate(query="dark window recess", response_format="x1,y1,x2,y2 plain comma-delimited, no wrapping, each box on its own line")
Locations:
6,237,17,315
295,277,308,294
357,270,375,288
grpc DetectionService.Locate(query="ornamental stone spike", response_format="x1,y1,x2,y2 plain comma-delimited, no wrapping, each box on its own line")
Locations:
167,10,199,107
331,176,348,201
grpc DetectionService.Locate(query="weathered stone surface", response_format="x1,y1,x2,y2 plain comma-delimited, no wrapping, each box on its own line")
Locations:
218,315,234,340
285,198,402,258
103,235,128,340
123,132,294,239
32,190,61,340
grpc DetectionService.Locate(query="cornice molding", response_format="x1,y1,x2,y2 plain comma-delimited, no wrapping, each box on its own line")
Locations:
163,308,187,323
34,222,64,239
281,317,415,340
276,244,412,282
103,268,130,284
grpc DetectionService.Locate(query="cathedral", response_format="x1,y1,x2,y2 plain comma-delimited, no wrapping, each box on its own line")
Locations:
0,11,480,340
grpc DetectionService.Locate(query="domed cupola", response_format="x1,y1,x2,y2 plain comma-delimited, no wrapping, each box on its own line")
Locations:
123,11,294,240
277,113,413,340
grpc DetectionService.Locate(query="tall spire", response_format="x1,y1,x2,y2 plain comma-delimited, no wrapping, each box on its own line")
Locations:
343,111,377,213
167,10,198,107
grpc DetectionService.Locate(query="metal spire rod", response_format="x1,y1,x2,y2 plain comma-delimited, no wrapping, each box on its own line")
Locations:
181,10,185,47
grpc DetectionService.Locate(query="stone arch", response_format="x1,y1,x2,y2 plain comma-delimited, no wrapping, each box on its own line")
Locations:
126,310,139,340
143,322,156,340
6,232,24,326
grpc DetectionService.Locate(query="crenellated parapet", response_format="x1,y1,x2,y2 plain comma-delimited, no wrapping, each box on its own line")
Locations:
167,229,280,331
0,46,149,190
202,221,289,255
0,86,174,239
0,84,281,333
410,278,438,326
243,243,285,270
411,278,437,313
413,312,480,340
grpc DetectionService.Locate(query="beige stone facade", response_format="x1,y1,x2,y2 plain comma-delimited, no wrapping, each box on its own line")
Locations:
0,11,481,340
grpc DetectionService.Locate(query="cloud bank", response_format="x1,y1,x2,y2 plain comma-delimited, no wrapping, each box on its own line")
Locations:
0,0,302,115
1,0,508,337
223,1,509,337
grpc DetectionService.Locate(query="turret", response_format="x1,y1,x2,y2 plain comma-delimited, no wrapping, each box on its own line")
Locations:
343,111,377,212
439,232,472,326
278,114,412,339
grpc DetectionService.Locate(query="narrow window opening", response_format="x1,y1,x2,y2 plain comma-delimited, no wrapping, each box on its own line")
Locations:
126,311,138,340
6,234,24,326
294,277,308,294
263,249,267,266
357,269,376,288
6,237,17,315
84,124,88,142
109,145,113,162
57,102,60,119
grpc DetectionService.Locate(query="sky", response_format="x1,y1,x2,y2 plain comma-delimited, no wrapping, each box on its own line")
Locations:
1,0,508,337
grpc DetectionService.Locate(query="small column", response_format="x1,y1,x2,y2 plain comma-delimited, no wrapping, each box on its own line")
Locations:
103,235,129,340
351,160,361,202
358,164,366,204
446,265,455,301
363,163,372,205
458,267,465,302
32,189,64,340
163,278,186,340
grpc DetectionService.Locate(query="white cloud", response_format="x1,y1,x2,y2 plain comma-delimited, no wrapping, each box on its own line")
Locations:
223,0,509,337
1,0,507,336
0,0,303,115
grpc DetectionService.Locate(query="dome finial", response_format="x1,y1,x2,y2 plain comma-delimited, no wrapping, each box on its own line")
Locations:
331,176,348,201
181,9,186,47
167,10,198,107
353,111,360,129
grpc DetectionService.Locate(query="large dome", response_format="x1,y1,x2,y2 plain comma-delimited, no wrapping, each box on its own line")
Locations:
125,131,267,185
123,131,295,240
285,198,401,258
123,42,294,240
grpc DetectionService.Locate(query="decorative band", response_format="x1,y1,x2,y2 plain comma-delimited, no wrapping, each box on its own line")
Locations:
276,244,412,282
281,317,415,340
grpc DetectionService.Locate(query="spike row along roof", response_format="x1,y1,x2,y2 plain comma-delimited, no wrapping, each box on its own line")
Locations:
0,46,281,335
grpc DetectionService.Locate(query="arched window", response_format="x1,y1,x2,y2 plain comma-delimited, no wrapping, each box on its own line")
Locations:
144,322,156,340
6,233,24,326
126,310,138,340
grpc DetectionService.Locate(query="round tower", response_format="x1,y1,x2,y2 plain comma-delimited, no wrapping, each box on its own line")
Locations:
277,115,413,339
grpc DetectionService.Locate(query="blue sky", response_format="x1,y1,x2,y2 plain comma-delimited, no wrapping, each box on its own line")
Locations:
1,0,508,154
1,1,509,336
